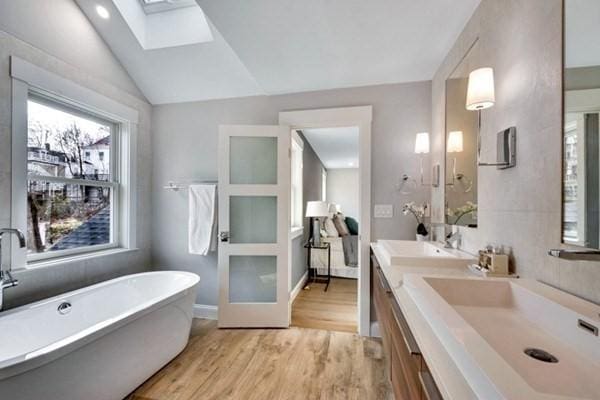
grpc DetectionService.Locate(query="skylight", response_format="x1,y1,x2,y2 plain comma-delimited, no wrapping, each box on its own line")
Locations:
139,0,197,15
112,0,213,50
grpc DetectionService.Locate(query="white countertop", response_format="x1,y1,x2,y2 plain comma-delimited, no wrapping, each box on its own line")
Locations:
371,242,478,400
371,242,600,400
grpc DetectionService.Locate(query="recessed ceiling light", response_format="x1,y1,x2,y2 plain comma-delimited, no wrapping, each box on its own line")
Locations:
96,5,110,19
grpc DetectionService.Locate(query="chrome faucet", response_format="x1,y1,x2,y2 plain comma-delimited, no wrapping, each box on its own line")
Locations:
0,228,26,310
444,231,461,249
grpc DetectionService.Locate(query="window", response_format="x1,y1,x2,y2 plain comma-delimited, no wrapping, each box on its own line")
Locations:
321,168,327,202
291,131,304,231
10,56,138,268
25,96,119,260
138,0,198,14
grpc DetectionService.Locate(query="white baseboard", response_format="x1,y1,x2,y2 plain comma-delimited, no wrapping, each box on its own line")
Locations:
193,304,218,320
290,271,309,303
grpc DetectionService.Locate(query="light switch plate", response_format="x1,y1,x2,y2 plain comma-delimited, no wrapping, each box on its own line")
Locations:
374,204,393,218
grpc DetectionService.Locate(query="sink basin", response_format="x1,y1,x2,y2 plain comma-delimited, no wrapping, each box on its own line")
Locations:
377,240,476,268
404,275,600,399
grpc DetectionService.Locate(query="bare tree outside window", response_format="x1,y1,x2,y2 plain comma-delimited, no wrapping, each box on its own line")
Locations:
27,99,114,254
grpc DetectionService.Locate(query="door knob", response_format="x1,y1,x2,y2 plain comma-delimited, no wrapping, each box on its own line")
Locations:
220,231,230,242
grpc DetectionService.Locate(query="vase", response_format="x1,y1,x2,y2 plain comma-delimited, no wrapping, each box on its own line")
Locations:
416,233,429,242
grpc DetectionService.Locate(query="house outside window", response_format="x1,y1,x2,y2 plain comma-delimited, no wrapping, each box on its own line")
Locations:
25,96,119,260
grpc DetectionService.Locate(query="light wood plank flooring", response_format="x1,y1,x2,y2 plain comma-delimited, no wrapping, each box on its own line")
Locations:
128,319,391,400
292,278,358,333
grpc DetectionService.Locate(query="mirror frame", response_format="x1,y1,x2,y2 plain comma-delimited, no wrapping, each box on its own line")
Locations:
560,0,600,249
444,38,480,228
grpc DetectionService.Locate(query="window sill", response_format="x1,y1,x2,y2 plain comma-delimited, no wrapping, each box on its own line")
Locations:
290,227,304,240
23,247,139,271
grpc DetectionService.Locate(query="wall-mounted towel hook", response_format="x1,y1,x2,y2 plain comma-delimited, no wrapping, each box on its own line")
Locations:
398,174,418,195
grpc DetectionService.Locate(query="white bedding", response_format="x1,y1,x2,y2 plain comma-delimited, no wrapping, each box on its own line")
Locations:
310,237,358,279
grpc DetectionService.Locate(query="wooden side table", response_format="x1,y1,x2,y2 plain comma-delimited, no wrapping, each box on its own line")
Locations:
304,240,331,291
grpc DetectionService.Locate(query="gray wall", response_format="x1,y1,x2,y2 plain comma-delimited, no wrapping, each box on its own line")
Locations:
327,168,359,221
152,81,432,306
431,0,600,304
565,66,600,90
0,0,145,100
290,133,326,289
0,5,152,308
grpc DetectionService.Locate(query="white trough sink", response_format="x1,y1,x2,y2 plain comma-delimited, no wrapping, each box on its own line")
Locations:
403,275,600,400
377,240,476,268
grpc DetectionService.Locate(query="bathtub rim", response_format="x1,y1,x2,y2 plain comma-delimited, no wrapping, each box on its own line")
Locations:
0,271,199,379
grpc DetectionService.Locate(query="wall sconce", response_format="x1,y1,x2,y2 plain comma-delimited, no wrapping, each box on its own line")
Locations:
413,132,440,187
446,131,463,185
466,67,516,169
446,130,473,192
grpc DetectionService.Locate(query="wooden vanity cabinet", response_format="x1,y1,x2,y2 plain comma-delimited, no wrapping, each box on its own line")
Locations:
371,252,443,400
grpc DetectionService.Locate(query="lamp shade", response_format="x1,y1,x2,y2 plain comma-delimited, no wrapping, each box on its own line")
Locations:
328,203,341,214
466,67,495,111
414,132,430,154
447,131,464,153
306,201,329,217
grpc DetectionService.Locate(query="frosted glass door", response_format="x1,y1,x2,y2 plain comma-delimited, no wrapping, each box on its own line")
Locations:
230,137,278,184
218,125,290,328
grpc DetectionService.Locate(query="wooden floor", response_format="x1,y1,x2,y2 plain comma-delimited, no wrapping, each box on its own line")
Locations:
291,278,358,333
128,319,392,400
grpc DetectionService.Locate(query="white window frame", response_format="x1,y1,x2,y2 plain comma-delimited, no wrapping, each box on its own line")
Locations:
321,167,327,202
10,57,138,269
290,130,304,239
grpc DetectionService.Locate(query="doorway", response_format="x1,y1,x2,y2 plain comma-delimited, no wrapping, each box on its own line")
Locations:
280,106,372,336
290,126,360,333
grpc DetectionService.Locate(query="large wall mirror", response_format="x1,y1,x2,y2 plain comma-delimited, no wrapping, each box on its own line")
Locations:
563,1,600,248
445,42,479,227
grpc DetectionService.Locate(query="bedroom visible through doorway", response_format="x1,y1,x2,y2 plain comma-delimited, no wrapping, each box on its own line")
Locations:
290,127,360,333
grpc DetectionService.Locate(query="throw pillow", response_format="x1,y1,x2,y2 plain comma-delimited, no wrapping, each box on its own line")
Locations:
345,217,359,235
333,213,350,236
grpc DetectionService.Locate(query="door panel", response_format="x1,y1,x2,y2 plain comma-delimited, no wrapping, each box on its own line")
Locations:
218,125,290,328
229,196,277,244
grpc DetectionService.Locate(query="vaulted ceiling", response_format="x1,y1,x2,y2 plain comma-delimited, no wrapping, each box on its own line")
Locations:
77,0,480,104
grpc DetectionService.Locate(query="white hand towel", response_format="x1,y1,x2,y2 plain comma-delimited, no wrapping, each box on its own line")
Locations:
189,184,218,255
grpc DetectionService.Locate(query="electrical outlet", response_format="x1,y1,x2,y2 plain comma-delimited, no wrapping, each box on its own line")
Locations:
374,204,393,218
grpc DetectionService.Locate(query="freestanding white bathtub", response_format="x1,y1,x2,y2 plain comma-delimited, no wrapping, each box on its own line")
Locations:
0,271,199,400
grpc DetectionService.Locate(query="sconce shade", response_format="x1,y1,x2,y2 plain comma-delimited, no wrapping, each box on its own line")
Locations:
414,132,430,154
466,67,495,110
447,131,464,153
306,201,329,217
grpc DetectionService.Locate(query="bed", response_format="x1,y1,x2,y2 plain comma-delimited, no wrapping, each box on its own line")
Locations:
310,236,358,279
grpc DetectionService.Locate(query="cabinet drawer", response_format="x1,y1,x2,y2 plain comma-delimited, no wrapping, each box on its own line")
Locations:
389,291,420,356
419,360,443,400
391,345,418,400
390,309,422,400
370,251,443,400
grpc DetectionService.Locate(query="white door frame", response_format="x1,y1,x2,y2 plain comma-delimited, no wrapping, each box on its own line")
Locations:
279,106,373,336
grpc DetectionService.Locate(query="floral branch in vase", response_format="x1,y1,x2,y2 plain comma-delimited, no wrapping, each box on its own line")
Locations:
402,202,429,237
447,201,477,225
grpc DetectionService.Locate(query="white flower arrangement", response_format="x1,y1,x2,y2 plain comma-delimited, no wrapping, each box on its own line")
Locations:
447,201,477,225
402,202,429,236
402,202,426,224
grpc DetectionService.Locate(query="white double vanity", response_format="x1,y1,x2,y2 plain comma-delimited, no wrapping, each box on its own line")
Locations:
371,240,600,400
